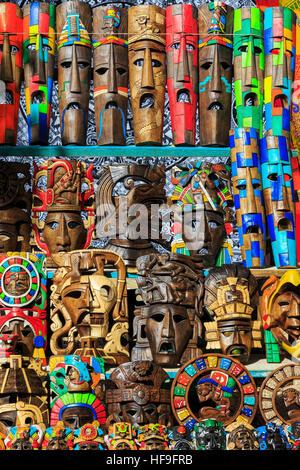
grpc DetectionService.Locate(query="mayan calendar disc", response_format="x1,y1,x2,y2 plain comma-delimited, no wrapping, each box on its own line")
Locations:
0,255,40,307
171,353,258,429
259,364,300,426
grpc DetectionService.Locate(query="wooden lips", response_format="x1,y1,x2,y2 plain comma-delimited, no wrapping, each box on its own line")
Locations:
93,6,128,146
56,1,92,145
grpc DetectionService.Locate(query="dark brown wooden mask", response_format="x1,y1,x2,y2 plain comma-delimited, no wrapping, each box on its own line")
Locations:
93,6,128,146
56,1,92,145
128,5,166,145
198,2,233,147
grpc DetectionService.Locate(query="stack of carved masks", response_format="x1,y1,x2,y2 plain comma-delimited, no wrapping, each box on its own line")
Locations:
203,263,262,363
23,2,56,145
0,162,31,254
56,1,92,145
93,6,128,146
31,159,95,265
166,3,198,147
198,1,233,147
170,161,233,266
132,253,203,368
128,5,166,145
0,3,22,145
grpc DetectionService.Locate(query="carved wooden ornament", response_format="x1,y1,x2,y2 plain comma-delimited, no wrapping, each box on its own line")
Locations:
225,421,259,450
23,2,56,145
0,3,23,145
93,6,128,146
171,354,258,428
128,5,166,145
4,424,44,450
137,424,169,450
42,421,74,450
56,1,92,145
104,422,138,450
198,1,233,146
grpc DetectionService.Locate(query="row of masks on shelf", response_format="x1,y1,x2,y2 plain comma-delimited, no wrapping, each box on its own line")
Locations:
0,352,298,450
0,1,299,147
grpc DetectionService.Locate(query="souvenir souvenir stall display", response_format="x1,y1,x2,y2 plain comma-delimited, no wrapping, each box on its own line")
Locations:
0,0,300,452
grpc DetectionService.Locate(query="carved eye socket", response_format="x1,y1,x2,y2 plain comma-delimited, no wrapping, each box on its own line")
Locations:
254,46,262,54
96,67,108,75
220,61,231,70
46,221,59,230
208,221,220,229
64,291,83,299
238,45,248,53
200,61,212,70
117,67,127,75
173,314,185,324
134,58,143,67
237,184,246,190
68,221,81,229
61,61,72,68
222,331,234,337
78,61,89,69
278,301,290,307
171,42,180,50
126,409,137,417
252,182,260,189
42,44,51,52
268,173,278,181
150,313,164,323
186,43,195,51
11,45,19,53
99,285,112,298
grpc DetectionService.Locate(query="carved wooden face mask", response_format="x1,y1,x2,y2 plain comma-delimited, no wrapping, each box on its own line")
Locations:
128,5,166,145
0,3,22,145
261,135,296,267
93,6,128,146
264,7,296,137
23,2,55,145
230,127,267,268
166,4,198,146
32,159,95,261
233,7,264,137
56,1,92,145
198,2,233,147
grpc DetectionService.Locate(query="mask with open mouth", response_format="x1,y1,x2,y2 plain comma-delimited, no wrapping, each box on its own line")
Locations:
262,270,300,362
56,1,92,145
198,2,233,147
166,4,198,146
225,422,259,450
230,127,267,268
128,5,166,145
23,2,55,145
203,263,261,363
261,135,296,267
31,159,95,264
264,6,296,137
233,7,264,137
93,6,128,146
0,3,22,145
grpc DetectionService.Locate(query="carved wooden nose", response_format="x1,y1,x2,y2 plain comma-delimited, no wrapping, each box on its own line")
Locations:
141,48,155,89
0,34,13,83
70,44,81,93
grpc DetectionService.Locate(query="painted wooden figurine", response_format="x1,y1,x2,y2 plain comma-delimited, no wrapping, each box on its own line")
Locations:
225,421,260,450
233,7,264,137
170,161,233,266
136,424,169,450
261,270,300,362
73,422,105,450
203,264,261,363
132,253,204,367
0,252,47,362
31,159,95,264
104,422,138,450
50,250,129,364
96,163,166,266
105,361,173,428
56,1,92,145
23,2,56,145
0,3,23,144
4,425,44,450
128,5,166,145
166,3,198,146
230,127,267,268
93,6,128,146
41,422,74,450
0,162,31,253
264,6,296,138
260,135,297,267
198,1,234,146
193,419,226,450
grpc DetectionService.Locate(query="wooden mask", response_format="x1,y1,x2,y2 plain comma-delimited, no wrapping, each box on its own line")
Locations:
168,426,195,450
233,7,264,137
96,163,166,266
31,159,95,261
261,135,297,267
203,264,261,363
23,2,55,145
225,422,259,450
134,253,204,367
5,425,44,450
166,4,198,146
56,1,92,145
170,161,233,266
42,422,74,450
105,360,173,428
128,5,166,145
262,270,300,361
73,422,105,450
230,127,267,268
0,3,23,145
264,7,296,137
93,6,128,146
198,2,233,147
50,250,128,365
49,355,106,430
105,423,138,450
137,424,169,450
255,422,291,450
193,419,226,450
0,162,31,253
0,253,47,360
